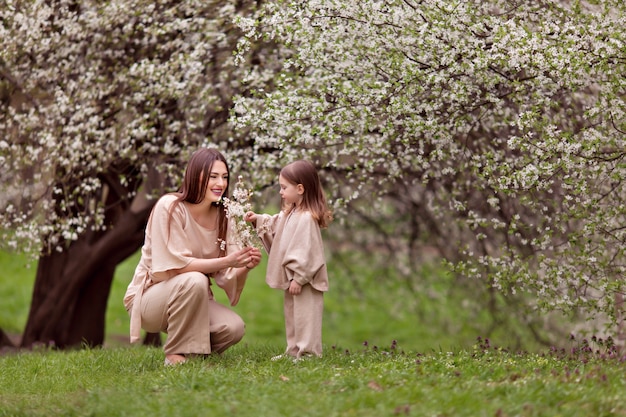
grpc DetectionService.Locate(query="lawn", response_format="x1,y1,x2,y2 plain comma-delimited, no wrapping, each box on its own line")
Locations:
3,250,626,416
1,338,625,417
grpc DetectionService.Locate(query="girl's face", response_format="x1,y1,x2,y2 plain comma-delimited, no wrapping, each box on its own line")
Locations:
279,174,303,206
204,160,229,204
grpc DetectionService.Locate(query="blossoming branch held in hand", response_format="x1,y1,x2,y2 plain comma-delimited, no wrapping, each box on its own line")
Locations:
222,176,262,249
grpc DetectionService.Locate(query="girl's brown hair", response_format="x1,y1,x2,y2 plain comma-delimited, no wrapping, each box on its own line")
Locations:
169,148,230,255
280,160,332,228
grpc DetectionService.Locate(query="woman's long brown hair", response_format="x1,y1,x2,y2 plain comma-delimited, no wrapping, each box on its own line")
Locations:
168,148,230,256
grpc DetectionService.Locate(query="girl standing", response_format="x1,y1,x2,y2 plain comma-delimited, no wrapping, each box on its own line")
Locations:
245,160,332,360
124,148,262,365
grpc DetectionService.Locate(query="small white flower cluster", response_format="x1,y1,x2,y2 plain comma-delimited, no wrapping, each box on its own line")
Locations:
222,176,261,249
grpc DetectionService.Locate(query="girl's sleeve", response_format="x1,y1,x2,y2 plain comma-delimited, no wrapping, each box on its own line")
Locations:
283,213,325,286
149,196,195,282
255,212,281,253
213,217,246,306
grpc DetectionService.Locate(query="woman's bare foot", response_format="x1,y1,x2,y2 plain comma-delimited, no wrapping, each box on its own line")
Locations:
164,354,187,366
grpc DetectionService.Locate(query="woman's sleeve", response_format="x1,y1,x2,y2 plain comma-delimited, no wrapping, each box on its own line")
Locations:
213,217,246,306
149,196,195,282
283,214,326,286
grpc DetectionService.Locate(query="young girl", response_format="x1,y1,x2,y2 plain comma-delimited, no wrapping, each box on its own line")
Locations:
245,160,332,360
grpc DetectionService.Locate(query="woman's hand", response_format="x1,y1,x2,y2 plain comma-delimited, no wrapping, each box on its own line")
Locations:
244,247,262,270
230,247,262,269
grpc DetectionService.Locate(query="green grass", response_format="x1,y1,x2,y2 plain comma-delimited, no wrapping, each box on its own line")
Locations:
1,341,625,417
2,250,626,415
0,250,37,335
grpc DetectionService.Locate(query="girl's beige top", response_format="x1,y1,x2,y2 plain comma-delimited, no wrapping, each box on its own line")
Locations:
124,194,244,343
255,209,329,292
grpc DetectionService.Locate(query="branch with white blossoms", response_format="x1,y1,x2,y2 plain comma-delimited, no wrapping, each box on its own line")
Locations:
232,0,626,332
222,176,262,250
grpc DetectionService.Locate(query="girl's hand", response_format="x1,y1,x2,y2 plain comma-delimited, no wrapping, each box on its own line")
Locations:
244,211,257,224
288,280,302,295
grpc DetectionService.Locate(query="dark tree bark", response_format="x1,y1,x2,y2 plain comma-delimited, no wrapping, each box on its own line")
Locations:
20,204,152,349
20,165,156,349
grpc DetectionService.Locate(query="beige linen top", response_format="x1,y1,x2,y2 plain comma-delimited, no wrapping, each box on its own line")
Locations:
255,209,329,292
123,194,244,343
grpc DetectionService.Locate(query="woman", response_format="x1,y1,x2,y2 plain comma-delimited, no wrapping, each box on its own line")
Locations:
124,148,262,365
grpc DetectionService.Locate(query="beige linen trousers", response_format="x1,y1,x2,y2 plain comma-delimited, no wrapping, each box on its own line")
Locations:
140,271,245,355
283,283,324,358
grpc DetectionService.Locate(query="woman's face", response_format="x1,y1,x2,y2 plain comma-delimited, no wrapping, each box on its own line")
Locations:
203,160,229,204
279,174,303,206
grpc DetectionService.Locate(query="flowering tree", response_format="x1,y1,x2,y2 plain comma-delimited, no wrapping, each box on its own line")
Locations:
1,0,624,349
232,0,626,337
0,0,269,348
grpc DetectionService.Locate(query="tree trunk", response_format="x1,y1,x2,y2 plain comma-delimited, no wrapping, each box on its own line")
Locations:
20,198,154,349
0,328,16,349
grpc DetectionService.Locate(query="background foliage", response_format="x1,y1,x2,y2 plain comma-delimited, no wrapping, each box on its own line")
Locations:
233,0,626,336
0,0,624,347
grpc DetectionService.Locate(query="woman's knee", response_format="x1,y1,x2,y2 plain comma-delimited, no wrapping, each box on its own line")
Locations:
211,316,245,353
176,272,209,296
230,316,245,343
